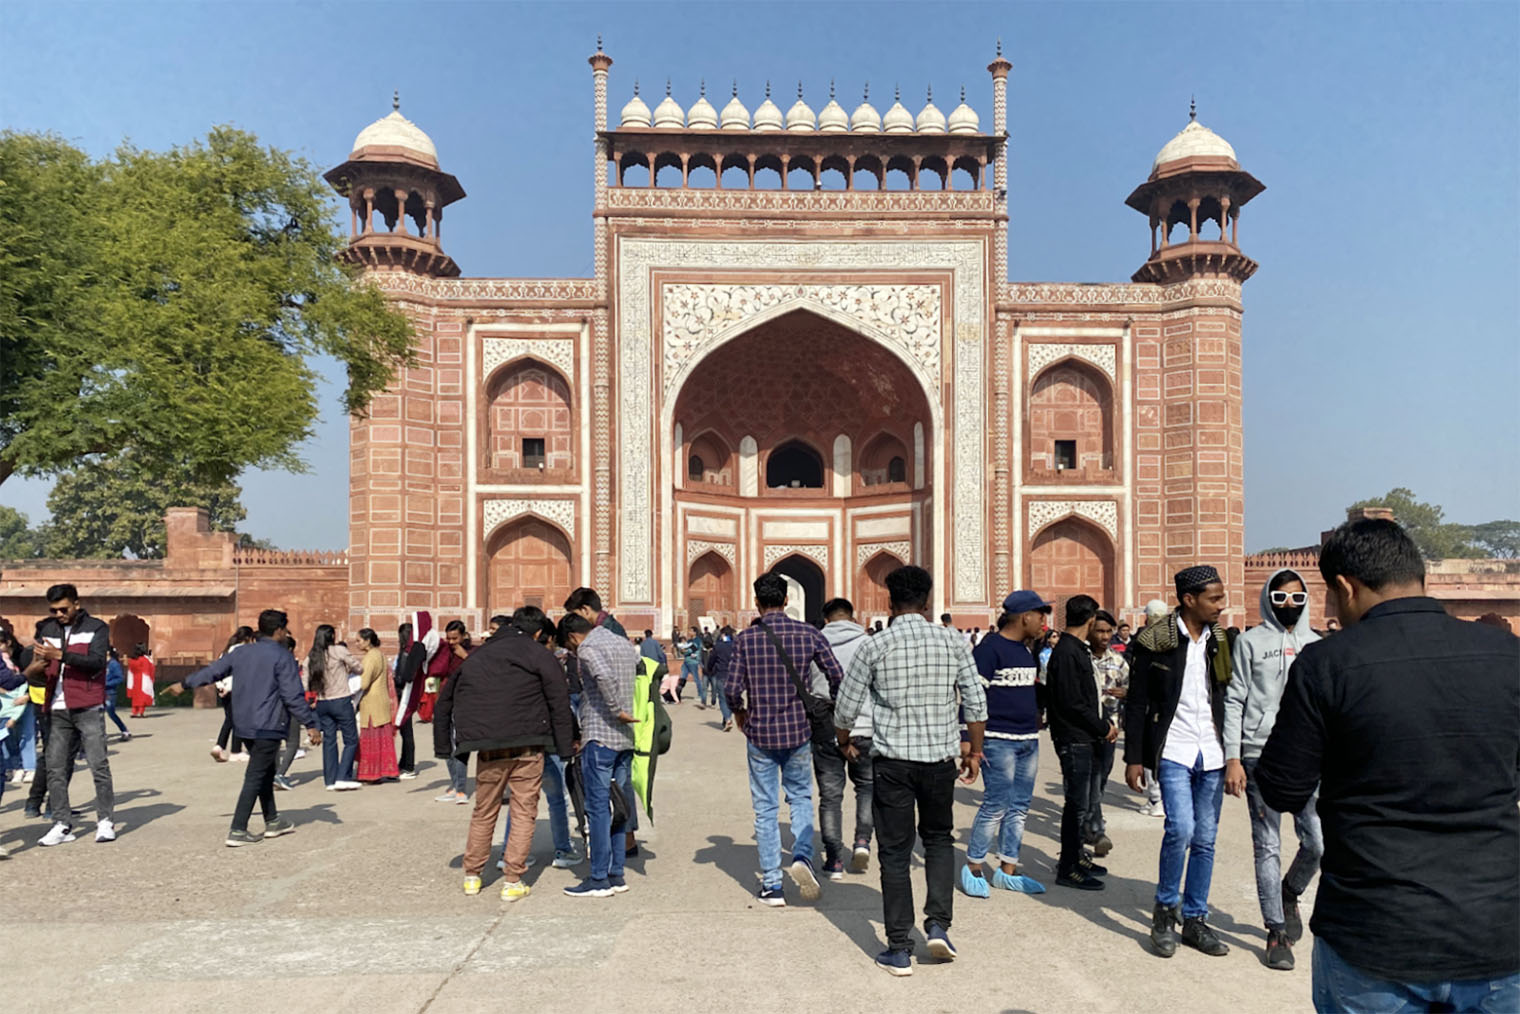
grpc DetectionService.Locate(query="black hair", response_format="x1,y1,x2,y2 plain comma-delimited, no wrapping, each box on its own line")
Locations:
358,627,380,649
512,605,556,644
306,624,337,694
556,612,595,644
940,612,953,623
644,629,654,637
754,572,788,609
886,565,933,610
1064,594,1099,628
822,597,854,621
397,621,413,647
1319,518,1425,591
1092,609,1117,628
284,636,297,652
489,614,511,628
720,624,735,637
226,625,257,652
563,587,603,614
1269,569,1305,592
45,583,78,603
994,611,1017,630
444,620,468,636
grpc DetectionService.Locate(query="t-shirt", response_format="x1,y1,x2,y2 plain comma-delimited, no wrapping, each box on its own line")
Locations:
970,634,1041,741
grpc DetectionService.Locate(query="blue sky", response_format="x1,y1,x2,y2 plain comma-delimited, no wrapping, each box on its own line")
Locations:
2,1,1517,551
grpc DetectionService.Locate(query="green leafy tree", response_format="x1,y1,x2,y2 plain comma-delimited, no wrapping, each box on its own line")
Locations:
41,455,246,559
1470,520,1520,559
0,127,414,488
1347,488,1481,560
0,505,44,559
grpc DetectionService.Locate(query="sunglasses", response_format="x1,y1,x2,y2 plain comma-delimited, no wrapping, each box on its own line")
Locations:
1269,591,1308,607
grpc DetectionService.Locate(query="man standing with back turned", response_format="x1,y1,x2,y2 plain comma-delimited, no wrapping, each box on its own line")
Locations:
1256,518,1519,1011
834,565,987,977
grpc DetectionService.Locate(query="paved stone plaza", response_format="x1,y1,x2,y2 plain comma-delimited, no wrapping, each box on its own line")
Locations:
1,707,1313,1013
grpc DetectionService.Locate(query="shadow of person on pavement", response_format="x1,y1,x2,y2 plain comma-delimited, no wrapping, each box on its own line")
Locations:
111,801,186,835
693,834,760,897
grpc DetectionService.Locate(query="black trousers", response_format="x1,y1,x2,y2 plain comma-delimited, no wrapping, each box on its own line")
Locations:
873,756,956,953
397,715,415,773
1055,739,1097,872
232,738,281,832
26,711,54,811
216,695,244,753
277,717,301,776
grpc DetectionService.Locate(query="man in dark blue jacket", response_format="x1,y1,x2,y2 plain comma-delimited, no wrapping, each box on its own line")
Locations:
175,609,321,847
1256,518,1519,1012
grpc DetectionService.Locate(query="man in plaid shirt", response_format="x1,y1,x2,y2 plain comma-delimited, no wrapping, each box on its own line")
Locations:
725,572,844,907
833,565,987,977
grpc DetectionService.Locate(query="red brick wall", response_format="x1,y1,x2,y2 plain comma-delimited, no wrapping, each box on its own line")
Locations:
486,361,573,473
1028,362,1113,473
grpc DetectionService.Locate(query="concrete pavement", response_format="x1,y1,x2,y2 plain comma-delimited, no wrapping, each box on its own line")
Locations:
0,706,1314,1013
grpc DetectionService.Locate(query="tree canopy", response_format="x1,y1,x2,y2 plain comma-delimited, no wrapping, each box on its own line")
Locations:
0,506,44,559
0,127,414,488
1347,488,1516,560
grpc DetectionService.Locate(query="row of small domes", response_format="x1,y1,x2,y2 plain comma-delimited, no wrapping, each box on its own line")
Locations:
620,81,980,134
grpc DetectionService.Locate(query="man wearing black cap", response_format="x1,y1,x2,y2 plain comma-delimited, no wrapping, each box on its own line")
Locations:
1125,565,1233,958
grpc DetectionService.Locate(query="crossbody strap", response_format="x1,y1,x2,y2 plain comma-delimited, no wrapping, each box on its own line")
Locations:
757,620,809,705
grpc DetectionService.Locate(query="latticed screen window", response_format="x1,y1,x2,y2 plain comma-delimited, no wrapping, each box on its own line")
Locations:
523,438,546,469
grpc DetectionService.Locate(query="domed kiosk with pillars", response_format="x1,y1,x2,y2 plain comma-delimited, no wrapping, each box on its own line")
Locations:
329,39,1265,635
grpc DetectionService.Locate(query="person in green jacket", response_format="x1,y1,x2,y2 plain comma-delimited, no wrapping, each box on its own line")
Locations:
631,656,673,822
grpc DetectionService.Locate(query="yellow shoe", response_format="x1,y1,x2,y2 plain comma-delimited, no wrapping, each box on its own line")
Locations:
501,880,531,903
463,876,482,896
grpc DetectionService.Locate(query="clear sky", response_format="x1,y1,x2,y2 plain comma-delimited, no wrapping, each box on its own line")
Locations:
2,1,1517,552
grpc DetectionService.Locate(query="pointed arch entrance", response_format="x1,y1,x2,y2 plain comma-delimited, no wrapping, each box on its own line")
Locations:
857,550,905,618
1027,516,1115,621
770,554,827,627
687,551,735,623
487,516,574,615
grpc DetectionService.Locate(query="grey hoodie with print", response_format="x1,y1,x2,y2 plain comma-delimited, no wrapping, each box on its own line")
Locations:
811,619,872,738
1224,568,1321,762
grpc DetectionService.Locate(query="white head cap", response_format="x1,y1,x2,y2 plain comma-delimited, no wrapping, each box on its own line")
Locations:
1144,599,1170,624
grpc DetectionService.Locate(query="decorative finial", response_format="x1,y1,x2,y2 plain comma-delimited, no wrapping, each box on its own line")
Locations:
665,78,671,97
1190,95,1196,121
960,84,966,103
732,79,738,97
830,78,835,100
700,78,706,97
797,81,804,99
633,79,640,96
596,33,603,52
863,82,869,101
895,83,900,101
997,37,1003,57
765,80,771,99
927,84,933,103
392,90,399,112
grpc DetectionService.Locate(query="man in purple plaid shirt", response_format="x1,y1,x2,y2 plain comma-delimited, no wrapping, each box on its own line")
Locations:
726,572,845,907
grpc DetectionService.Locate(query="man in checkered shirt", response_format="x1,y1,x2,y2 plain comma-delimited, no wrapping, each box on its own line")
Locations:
833,564,988,977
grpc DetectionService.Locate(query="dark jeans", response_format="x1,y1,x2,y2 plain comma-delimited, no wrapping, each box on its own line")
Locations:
873,756,956,954
216,695,244,753
397,714,415,773
46,707,114,825
232,738,281,832
315,698,359,785
814,736,875,862
103,696,129,734
1085,738,1116,840
26,711,54,812
1055,739,1097,872
277,717,302,776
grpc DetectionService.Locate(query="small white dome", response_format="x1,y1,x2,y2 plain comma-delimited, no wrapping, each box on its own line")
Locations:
619,84,652,128
653,82,684,128
786,84,815,131
851,86,881,132
687,83,717,130
883,87,914,134
947,87,980,134
1152,115,1237,172
720,83,749,130
753,83,783,131
353,102,438,161
916,89,946,134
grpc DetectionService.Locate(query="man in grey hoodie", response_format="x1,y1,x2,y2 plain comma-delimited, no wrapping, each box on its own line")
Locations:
811,597,874,879
1224,568,1324,972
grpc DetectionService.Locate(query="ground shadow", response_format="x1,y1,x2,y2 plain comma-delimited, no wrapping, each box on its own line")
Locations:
111,801,187,834
268,802,343,827
693,834,759,897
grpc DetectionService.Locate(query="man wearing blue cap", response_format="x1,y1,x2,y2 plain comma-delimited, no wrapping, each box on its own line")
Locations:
960,590,1052,898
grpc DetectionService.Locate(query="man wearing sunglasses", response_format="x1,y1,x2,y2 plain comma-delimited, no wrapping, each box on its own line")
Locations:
1223,569,1322,971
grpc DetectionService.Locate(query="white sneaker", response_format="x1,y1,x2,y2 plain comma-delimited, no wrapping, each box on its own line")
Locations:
96,819,117,843
295,749,307,759
22,769,35,783
398,770,417,780
40,822,76,846
334,781,361,791
232,752,250,763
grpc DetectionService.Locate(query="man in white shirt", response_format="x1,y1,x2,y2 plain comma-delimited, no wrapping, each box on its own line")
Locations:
1124,565,1235,959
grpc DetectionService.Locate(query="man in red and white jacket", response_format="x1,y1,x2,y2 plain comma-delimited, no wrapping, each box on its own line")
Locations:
26,583,116,846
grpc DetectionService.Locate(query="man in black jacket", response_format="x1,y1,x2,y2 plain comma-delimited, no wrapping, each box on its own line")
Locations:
435,607,575,902
1043,594,1116,891
1124,566,1233,959
1256,519,1519,1011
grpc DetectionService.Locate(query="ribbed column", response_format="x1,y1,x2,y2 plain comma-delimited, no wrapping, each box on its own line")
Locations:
589,39,615,595
988,41,1013,285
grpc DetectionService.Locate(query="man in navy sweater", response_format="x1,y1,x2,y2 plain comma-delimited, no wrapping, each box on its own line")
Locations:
961,590,1052,898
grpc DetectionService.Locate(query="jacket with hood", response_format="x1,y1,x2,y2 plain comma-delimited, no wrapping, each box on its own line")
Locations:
812,619,871,738
1224,568,1320,763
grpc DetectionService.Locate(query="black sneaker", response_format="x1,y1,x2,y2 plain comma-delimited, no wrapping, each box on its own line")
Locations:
1282,881,1304,943
225,829,262,848
263,817,296,839
1181,916,1230,956
1077,853,1108,876
1056,867,1105,891
1264,928,1294,970
1150,902,1180,958
273,775,294,791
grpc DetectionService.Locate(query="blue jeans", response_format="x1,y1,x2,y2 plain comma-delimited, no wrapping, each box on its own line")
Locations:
104,696,128,734
583,740,632,883
1156,753,1225,918
11,703,36,772
1244,758,1323,929
966,738,1040,865
315,698,359,785
502,752,573,854
446,754,469,794
711,675,732,722
1313,938,1520,1013
745,739,814,889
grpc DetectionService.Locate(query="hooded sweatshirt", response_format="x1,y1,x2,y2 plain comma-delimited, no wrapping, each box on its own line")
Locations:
1224,568,1321,762
812,619,872,738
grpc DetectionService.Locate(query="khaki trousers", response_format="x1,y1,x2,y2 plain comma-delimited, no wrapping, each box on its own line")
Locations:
464,748,544,878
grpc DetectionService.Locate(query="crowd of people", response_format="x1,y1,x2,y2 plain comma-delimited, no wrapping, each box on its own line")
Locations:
0,517,1515,1010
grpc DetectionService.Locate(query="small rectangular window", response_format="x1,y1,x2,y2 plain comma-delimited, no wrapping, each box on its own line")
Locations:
1054,440,1076,470
522,438,546,469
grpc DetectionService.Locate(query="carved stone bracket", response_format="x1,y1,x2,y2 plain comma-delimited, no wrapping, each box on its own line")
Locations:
856,540,912,569
1026,342,1117,381
481,336,575,381
482,498,576,540
763,543,829,570
686,540,737,566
